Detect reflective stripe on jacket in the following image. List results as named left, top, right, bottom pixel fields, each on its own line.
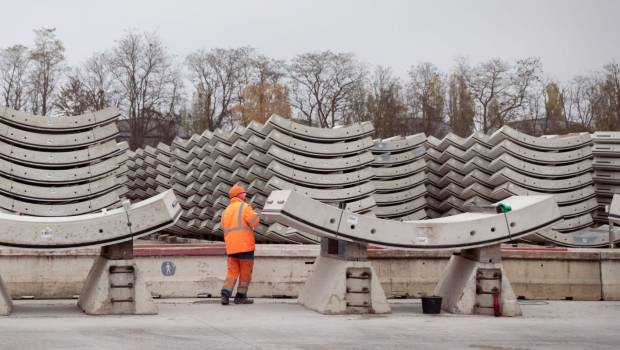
left=221, top=197, right=259, bottom=255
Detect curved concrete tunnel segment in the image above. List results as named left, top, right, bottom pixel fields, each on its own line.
left=262, top=190, right=562, bottom=250
left=0, top=190, right=180, bottom=249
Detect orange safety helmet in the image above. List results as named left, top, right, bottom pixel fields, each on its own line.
left=229, top=184, right=246, bottom=199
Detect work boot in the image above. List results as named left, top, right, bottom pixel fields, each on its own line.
left=221, top=292, right=230, bottom=305
left=234, top=293, right=254, bottom=304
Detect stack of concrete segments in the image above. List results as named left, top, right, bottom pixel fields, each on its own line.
left=234, top=116, right=377, bottom=243
left=0, top=107, right=129, bottom=217
left=545, top=131, right=620, bottom=246
left=486, top=129, right=596, bottom=236
left=425, top=126, right=599, bottom=242
left=165, top=129, right=221, bottom=239
left=262, top=189, right=562, bottom=249
left=123, top=116, right=620, bottom=247
left=591, top=132, right=620, bottom=222
left=127, top=116, right=380, bottom=244
left=371, top=133, right=428, bottom=221
left=125, top=143, right=171, bottom=202
left=425, top=131, right=493, bottom=217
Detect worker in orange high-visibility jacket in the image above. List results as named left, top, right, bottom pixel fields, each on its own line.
left=220, top=184, right=260, bottom=305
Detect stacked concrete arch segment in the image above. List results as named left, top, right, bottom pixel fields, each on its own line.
left=424, top=127, right=607, bottom=246
left=371, top=134, right=428, bottom=221
left=126, top=115, right=386, bottom=243
left=0, top=107, right=183, bottom=316
left=0, top=106, right=182, bottom=244
left=124, top=115, right=620, bottom=247
left=0, top=107, right=129, bottom=216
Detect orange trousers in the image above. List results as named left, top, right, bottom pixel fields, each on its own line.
left=221, top=257, right=254, bottom=297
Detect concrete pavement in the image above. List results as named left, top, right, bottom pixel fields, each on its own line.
left=0, top=299, right=618, bottom=349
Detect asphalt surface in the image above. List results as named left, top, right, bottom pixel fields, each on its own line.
left=0, top=299, right=618, bottom=350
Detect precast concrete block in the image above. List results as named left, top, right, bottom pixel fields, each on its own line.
left=487, top=139, right=592, bottom=165
left=425, top=133, right=470, bottom=152
left=373, top=146, right=426, bottom=166
left=373, top=197, right=426, bottom=218
left=0, top=190, right=121, bottom=217
left=266, top=144, right=375, bottom=172
left=0, top=120, right=118, bottom=149
left=433, top=245, right=521, bottom=316
left=0, top=190, right=180, bottom=249
left=263, top=190, right=561, bottom=249
left=487, top=126, right=591, bottom=151
left=0, top=155, right=123, bottom=185
left=267, top=161, right=374, bottom=188
left=488, top=154, right=592, bottom=178
left=0, top=273, right=12, bottom=316
left=78, top=256, right=157, bottom=315
left=372, top=184, right=426, bottom=205
left=503, top=251, right=602, bottom=300
left=552, top=213, right=594, bottom=232
left=267, top=129, right=374, bottom=157
left=0, top=106, right=120, bottom=131
left=372, top=158, right=426, bottom=179
left=489, top=168, right=593, bottom=192
left=0, top=139, right=123, bottom=168
left=601, top=251, right=620, bottom=300
left=298, top=255, right=390, bottom=314
left=492, top=183, right=596, bottom=205
left=266, top=114, right=374, bottom=142
left=267, top=176, right=375, bottom=203
left=593, top=157, right=620, bottom=170
left=372, top=172, right=426, bottom=192
left=372, top=133, right=426, bottom=153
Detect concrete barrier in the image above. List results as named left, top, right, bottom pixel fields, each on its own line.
left=1, top=244, right=618, bottom=301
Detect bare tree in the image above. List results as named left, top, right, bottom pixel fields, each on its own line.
left=81, top=52, right=118, bottom=111
left=288, top=51, right=367, bottom=128
left=234, top=54, right=290, bottom=125
left=365, top=66, right=407, bottom=138
left=108, top=31, right=184, bottom=148
left=185, top=47, right=255, bottom=133
left=407, top=62, right=445, bottom=136
left=447, top=72, right=474, bottom=137
left=463, top=57, right=542, bottom=132
left=343, top=77, right=369, bottom=126
left=596, top=62, right=620, bottom=130
left=28, top=27, right=65, bottom=116
left=55, top=52, right=120, bottom=116
left=0, top=44, right=30, bottom=110
left=563, top=75, right=599, bottom=131
left=54, top=72, right=90, bottom=116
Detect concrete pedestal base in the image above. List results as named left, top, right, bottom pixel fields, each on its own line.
left=298, top=239, right=390, bottom=314
left=433, top=244, right=521, bottom=316
left=0, top=274, right=12, bottom=316
left=78, top=241, right=157, bottom=315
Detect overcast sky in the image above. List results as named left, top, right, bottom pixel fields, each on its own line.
left=1, top=0, right=618, bottom=82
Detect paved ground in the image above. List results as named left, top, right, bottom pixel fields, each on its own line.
left=0, top=299, right=618, bottom=350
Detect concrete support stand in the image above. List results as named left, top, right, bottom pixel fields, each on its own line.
left=0, top=273, right=12, bottom=316
left=433, top=244, right=521, bottom=316
left=298, top=238, right=390, bottom=314
left=78, top=240, right=157, bottom=315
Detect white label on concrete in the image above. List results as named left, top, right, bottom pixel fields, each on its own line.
left=415, top=235, right=429, bottom=244
left=347, top=216, right=359, bottom=226
left=40, top=227, right=53, bottom=239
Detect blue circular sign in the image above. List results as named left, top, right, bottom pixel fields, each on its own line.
left=161, top=261, right=176, bottom=276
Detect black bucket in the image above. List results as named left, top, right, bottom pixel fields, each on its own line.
left=421, top=296, right=442, bottom=314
